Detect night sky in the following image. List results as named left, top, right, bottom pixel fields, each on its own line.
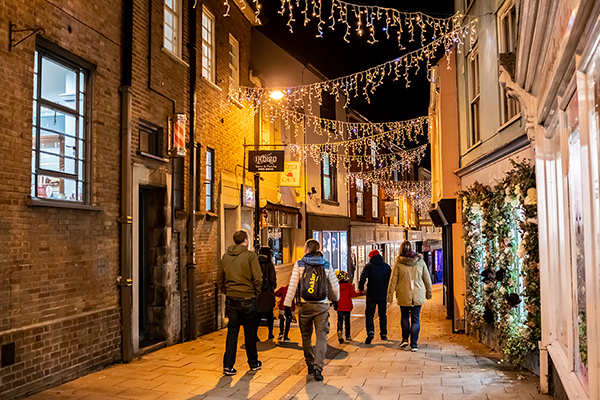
left=256, top=0, right=455, bottom=170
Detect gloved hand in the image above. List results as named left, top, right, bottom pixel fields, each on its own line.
left=284, top=306, right=292, bottom=320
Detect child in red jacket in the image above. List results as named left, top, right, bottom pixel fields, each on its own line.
left=335, top=270, right=363, bottom=343
left=275, top=284, right=294, bottom=342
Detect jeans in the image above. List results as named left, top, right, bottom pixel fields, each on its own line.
left=255, top=311, right=274, bottom=339
left=400, top=305, right=422, bottom=348
left=223, top=297, right=259, bottom=369
left=365, top=299, right=387, bottom=336
left=298, top=303, right=330, bottom=372
left=337, top=311, right=351, bottom=337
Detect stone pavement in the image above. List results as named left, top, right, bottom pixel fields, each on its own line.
left=24, top=284, right=550, bottom=400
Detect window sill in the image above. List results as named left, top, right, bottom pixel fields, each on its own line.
left=161, top=47, right=189, bottom=68
left=228, top=95, right=245, bottom=109
left=197, top=210, right=219, bottom=221
left=200, top=76, right=222, bottom=92
left=465, top=140, right=482, bottom=153
left=138, top=151, right=169, bottom=163
left=321, top=199, right=339, bottom=206
left=27, top=197, right=103, bottom=211
left=497, top=114, right=521, bottom=132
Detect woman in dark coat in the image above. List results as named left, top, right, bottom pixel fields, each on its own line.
left=255, top=247, right=277, bottom=340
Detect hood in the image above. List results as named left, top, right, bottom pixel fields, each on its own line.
left=397, top=254, right=422, bottom=266
left=302, top=254, right=327, bottom=265
left=227, top=244, right=249, bottom=256
left=258, top=254, right=270, bottom=263
left=370, top=254, right=385, bottom=265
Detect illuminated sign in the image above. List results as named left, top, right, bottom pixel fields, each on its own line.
left=280, top=161, right=301, bottom=186
left=248, top=150, right=285, bottom=172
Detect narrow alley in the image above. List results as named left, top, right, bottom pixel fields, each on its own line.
left=24, top=285, right=548, bottom=400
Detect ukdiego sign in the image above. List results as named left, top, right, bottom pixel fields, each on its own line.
left=248, top=150, right=285, bottom=172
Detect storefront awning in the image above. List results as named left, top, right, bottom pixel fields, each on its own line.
left=262, top=200, right=301, bottom=214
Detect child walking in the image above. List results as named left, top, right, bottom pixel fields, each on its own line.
left=275, top=284, right=294, bottom=342
left=335, top=270, right=363, bottom=343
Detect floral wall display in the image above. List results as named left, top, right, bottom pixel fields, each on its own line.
left=458, top=160, right=539, bottom=363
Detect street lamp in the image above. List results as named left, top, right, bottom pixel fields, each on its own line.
left=269, top=90, right=285, bottom=101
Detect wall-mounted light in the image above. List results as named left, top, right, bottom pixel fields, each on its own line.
left=269, top=90, right=285, bottom=101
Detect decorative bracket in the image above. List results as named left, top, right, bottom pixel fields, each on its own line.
left=9, top=21, right=45, bottom=52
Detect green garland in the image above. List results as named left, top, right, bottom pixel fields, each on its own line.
left=459, top=159, right=540, bottom=363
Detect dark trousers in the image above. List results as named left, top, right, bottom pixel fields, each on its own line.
left=255, top=311, right=274, bottom=339
left=298, top=303, right=330, bottom=371
left=365, top=299, right=387, bottom=336
left=400, top=305, right=422, bottom=348
left=337, top=311, right=351, bottom=337
left=279, top=313, right=291, bottom=338
left=223, top=297, right=259, bottom=369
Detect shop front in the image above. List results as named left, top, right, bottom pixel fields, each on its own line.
left=261, top=201, right=301, bottom=266
left=307, top=213, right=350, bottom=276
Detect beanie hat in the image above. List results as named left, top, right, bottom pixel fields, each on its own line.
left=368, top=249, right=380, bottom=259
left=335, top=270, right=348, bottom=282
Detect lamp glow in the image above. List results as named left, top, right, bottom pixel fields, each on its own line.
left=269, top=90, right=285, bottom=101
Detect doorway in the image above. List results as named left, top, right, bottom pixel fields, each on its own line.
left=139, top=186, right=168, bottom=349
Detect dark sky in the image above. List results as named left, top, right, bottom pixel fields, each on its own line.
left=256, top=0, right=455, bottom=169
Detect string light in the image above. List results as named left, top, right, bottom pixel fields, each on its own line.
left=229, top=22, right=475, bottom=112
left=279, top=0, right=464, bottom=47
left=223, top=0, right=262, bottom=23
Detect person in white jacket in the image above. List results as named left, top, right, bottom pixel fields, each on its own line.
left=284, top=239, right=339, bottom=381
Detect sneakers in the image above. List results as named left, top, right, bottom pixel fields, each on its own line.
left=337, top=331, right=344, bottom=344
left=381, top=335, right=388, bottom=340
left=411, top=347, right=418, bottom=352
left=278, top=334, right=284, bottom=341
left=345, top=336, right=351, bottom=341
left=313, top=369, right=324, bottom=381
left=365, top=333, right=374, bottom=344
left=283, top=337, right=291, bottom=343
left=400, top=341, right=409, bottom=348
left=250, top=361, right=262, bottom=371
left=223, top=367, right=237, bottom=376
left=307, top=364, right=315, bottom=374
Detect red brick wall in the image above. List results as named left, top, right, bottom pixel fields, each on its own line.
left=0, top=0, right=123, bottom=398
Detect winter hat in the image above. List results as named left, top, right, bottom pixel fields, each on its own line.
left=368, top=249, right=380, bottom=259
left=335, top=270, right=348, bottom=282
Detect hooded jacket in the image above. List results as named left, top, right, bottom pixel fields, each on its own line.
left=217, top=244, right=262, bottom=299
left=336, top=281, right=362, bottom=312
left=358, top=254, right=392, bottom=302
left=387, top=253, right=432, bottom=307
left=256, top=254, right=277, bottom=312
left=283, top=254, right=340, bottom=307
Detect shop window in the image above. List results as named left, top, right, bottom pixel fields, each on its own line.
left=139, top=120, right=163, bottom=157
left=173, top=157, right=184, bottom=210
left=31, top=44, right=91, bottom=203
left=201, top=9, right=215, bottom=83
left=205, top=148, right=214, bottom=212
left=372, top=183, right=379, bottom=218
left=356, top=178, right=364, bottom=216
left=321, top=153, right=337, bottom=202
left=468, top=46, right=480, bottom=146
left=164, top=0, right=182, bottom=57
left=498, top=1, right=520, bottom=123
left=228, top=34, right=239, bottom=88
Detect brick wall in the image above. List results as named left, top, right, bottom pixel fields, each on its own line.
left=0, top=0, right=123, bottom=398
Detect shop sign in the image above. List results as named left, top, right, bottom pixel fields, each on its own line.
left=384, top=201, right=397, bottom=218
left=408, top=230, right=423, bottom=241
left=248, top=150, right=285, bottom=172
left=241, top=184, right=255, bottom=207
left=169, top=114, right=187, bottom=157
left=280, top=161, right=301, bottom=186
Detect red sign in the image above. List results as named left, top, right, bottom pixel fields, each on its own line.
left=171, top=114, right=187, bottom=157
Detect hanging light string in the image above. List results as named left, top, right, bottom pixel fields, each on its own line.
left=223, top=0, right=262, bottom=22
left=229, top=22, right=475, bottom=112
left=279, top=0, right=465, bottom=46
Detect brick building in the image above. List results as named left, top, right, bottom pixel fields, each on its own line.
left=0, top=0, right=259, bottom=398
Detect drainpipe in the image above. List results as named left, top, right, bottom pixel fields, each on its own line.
left=187, top=0, right=198, bottom=340
left=119, top=0, right=134, bottom=362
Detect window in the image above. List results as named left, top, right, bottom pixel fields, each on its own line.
left=372, top=184, right=379, bottom=218
left=468, top=46, right=480, bottom=146
left=320, top=92, right=336, bottom=120
left=173, top=157, right=184, bottom=210
left=201, top=9, right=215, bottom=83
left=356, top=178, right=364, bottom=216
left=164, top=0, right=182, bottom=57
left=321, top=153, right=337, bottom=202
left=498, top=1, right=521, bottom=123
left=205, top=148, right=215, bottom=212
left=370, top=141, right=377, bottom=165
left=228, top=34, right=239, bottom=88
left=195, top=144, right=201, bottom=211
left=139, top=120, right=163, bottom=157
left=32, top=46, right=90, bottom=203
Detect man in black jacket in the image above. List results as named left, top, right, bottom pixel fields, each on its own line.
left=359, top=249, right=392, bottom=344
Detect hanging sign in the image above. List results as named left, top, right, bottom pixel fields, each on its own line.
left=280, top=161, right=301, bottom=187
left=384, top=201, right=397, bottom=218
left=241, top=184, right=255, bottom=208
left=248, top=150, right=285, bottom=172
left=170, top=114, right=187, bottom=157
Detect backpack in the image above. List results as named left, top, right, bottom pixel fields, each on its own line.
left=299, top=262, right=328, bottom=301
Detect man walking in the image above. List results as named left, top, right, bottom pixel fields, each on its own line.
left=359, top=249, right=392, bottom=344
left=284, top=239, right=339, bottom=381
left=217, top=230, right=263, bottom=376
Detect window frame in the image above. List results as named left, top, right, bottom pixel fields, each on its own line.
left=497, top=1, right=521, bottom=124
left=32, top=41, right=93, bottom=205
left=228, top=34, right=239, bottom=88
left=205, top=147, right=215, bottom=212
left=320, top=92, right=336, bottom=121
left=173, top=156, right=184, bottom=210
left=372, top=183, right=379, bottom=218
left=321, top=153, right=338, bottom=202
left=356, top=178, right=364, bottom=216
left=195, top=142, right=202, bottom=212
left=164, top=0, right=183, bottom=58
left=201, top=9, right=216, bottom=83
left=138, top=119, right=163, bottom=158
left=468, top=45, right=481, bottom=147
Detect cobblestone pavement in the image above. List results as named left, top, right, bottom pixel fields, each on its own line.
left=25, top=284, right=550, bottom=400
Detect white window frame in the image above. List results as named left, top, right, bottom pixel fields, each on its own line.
left=164, top=0, right=182, bottom=57
left=497, top=1, right=520, bottom=124
left=356, top=178, right=364, bottom=216
left=202, top=9, right=216, bottom=83
left=228, top=34, right=239, bottom=88
left=372, top=183, right=379, bottom=218
left=206, top=147, right=215, bottom=212
left=468, top=45, right=481, bottom=147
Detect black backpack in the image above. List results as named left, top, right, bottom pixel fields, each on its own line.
left=299, top=262, right=328, bottom=301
